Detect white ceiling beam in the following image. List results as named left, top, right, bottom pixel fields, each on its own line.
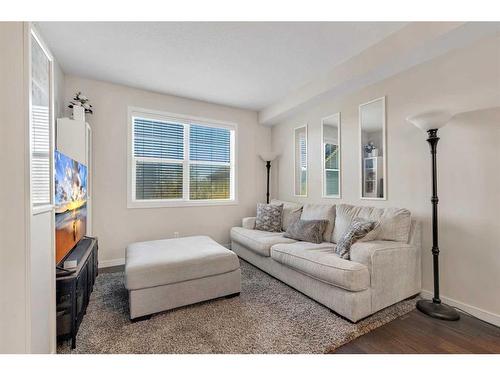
left=259, top=22, right=500, bottom=126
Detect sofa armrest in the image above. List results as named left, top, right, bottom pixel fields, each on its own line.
left=350, top=240, right=421, bottom=311
left=242, top=217, right=256, bottom=230
left=408, top=219, right=422, bottom=249
left=350, top=241, right=413, bottom=270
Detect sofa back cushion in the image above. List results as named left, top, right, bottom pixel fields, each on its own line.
left=300, top=203, right=336, bottom=242
left=332, top=204, right=411, bottom=243
left=270, top=199, right=303, bottom=231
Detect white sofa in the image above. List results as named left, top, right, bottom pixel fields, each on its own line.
left=230, top=200, right=421, bottom=322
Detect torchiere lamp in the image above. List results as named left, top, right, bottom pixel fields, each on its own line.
left=259, top=152, right=279, bottom=204
left=407, top=111, right=460, bottom=321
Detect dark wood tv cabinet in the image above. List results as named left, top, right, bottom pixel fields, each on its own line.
left=56, top=236, right=98, bottom=349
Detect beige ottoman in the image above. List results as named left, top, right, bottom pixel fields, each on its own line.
left=125, top=235, right=241, bottom=320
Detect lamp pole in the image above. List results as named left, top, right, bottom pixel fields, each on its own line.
left=427, top=129, right=441, bottom=304
left=416, top=128, right=459, bottom=321
left=265, top=161, right=271, bottom=204
left=259, top=153, right=278, bottom=204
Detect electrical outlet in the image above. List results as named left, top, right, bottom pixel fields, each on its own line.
left=173, top=232, right=179, bottom=238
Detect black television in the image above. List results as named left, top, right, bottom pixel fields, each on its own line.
left=54, top=150, right=88, bottom=265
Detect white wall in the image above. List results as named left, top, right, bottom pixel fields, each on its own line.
left=64, top=76, right=271, bottom=266
left=0, top=22, right=30, bottom=353
left=29, top=211, right=54, bottom=353
left=271, top=34, right=500, bottom=323
left=53, top=60, right=66, bottom=118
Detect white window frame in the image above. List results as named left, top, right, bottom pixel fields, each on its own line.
left=321, top=112, right=341, bottom=199
left=127, top=107, right=238, bottom=208
left=293, top=124, right=308, bottom=197
left=359, top=96, right=387, bottom=201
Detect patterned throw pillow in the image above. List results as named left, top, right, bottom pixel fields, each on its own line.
left=255, top=203, right=283, bottom=232
left=284, top=219, right=328, bottom=244
left=335, top=218, right=377, bottom=260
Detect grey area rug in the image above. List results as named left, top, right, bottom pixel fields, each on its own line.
left=58, top=260, right=417, bottom=354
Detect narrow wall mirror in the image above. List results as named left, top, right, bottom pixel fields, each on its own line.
left=294, top=125, right=307, bottom=196
left=321, top=113, right=341, bottom=198
left=359, top=97, right=386, bottom=199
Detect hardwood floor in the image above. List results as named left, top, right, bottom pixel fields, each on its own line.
left=331, top=309, right=500, bottom=354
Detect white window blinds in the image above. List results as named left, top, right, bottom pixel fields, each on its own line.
left=294, top=126, right=307, bottom=196
left=189, top=124, right=231, bottom=200
left=131, top=113, right=235, bottom=205
left=134, top=118, right=184, bottom=200
left=31, top=35, right=52, bottom=207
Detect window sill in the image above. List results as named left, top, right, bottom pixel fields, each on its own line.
left=127, top=199, right=239, bottom=209
left=322, top=194, right=342, bottom=199
left=360, top=196, right=387, bottom=201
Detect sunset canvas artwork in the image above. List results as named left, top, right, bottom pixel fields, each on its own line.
left=55, top=150, right=87, bottom=264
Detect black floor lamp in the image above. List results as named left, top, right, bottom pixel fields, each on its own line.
left=407, top=111, right=460, bottom=321
left=259, top=152, right=279, bottom=204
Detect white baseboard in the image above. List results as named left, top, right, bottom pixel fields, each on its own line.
left=99, top=258, right=125, bottom=269
left=420, top=289, right=500, bottom=327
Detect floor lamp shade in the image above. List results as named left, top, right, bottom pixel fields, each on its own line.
left=259, top=152, right=279, bottom=204
left=259, top=152, right=279, bottom=162
left=407, top=111, right=452, bottom=132
left=407, top=111, right=459, bottom=321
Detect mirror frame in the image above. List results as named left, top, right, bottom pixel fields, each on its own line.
left=293, top=124, right=308, bottom=197
left=321, top=112, right=341, bottom=199
left=358, top=96, right=387, bottom=200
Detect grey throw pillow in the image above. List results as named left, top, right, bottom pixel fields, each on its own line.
left=284, top=219, right=328, bottom=244
left=255, top=203, right=283, bottom=232
left=335, top=218, right=377, bottom=260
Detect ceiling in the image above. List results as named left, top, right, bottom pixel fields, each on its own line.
left=37, top=22, right=406, bottom=111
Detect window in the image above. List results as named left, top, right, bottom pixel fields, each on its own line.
left=322, top=113, right=341, bottom=198
left=360, top=97, right=386, bottom=200
left=31, top=30, right=53, bottom=209
left=129, top=109, right=236, bottom=207
left=294, top=125, right=307, bottom=196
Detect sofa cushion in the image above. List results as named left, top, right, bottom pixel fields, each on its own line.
left=271, top=199, right=303, bottom=231
left=300, top=203, right=336, bottom=242
left=332, top=204, right=411, bottom=243
left=270, top=242, right=370, bottom=292
left=255, top=203, right=283, bottom=232
left=125, top=236, right=240, bottom=291
left=230, top=227, right=296, bottom=257
left=271, top=241, right=335, bottom=252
